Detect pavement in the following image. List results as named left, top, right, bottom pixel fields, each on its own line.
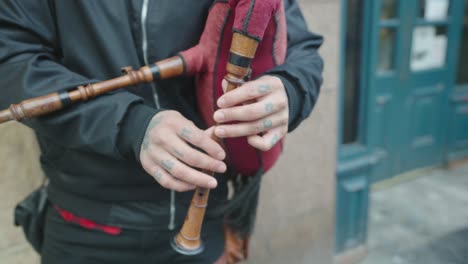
left=361, top=163, right=468, bottom=264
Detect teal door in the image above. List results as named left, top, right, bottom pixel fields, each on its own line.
left=336, top=0, right=468, bottom=255
left=367, top=0, right=461, bottom=182
left=448, top=0, right=468, bottom=160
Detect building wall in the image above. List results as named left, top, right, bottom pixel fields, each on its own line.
left=247, top=0, right=340, bottom=263
left=0, top=0, right=340, bottom=263
left=0, top=123, right=43, bottom=263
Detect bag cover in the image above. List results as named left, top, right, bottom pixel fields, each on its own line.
left=180, top=0, right=287, bottom=176
left=14, top=185, right=48, bottom=253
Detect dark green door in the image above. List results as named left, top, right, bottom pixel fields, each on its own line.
left=367, top=0, right=460, bottom=182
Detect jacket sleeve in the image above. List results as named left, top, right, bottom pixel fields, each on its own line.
left=0, top=0, right=157, bottom=161
left=265, top=0, right=324, bottom=132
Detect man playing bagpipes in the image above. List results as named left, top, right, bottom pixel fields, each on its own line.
left=0, top=0, right=323, bottom=263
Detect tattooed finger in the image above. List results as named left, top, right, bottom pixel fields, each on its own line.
left=213, top=96, right=283, bottom=123
left=174, top=123, right=225, bottom=161
left=163, top=134, right=226, bottom=173
left=217, top=81, right=275, bottom=108
left=215, top=110, right=288, bottom=138
left=152, top=151, right=218, bottom=189
left=247, top=127, right=287, bottom=151
left=153, top=166, right=195, bottom=192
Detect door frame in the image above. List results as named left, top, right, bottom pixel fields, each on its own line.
left=446, top=0, right=468, bottom=161
left=336, top=0, right=468, bottom=256
left=365, top=0, right=463, bottom=181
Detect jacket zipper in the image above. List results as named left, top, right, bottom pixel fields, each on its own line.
left=168, top=190, right=176, bottom=230
left=141, top=0, right=160, bottom=108
left=141, top=0, right=176, bottom=231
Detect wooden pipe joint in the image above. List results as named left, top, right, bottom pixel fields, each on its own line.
left=179, top=233, right=201, bottom=241
left=224, top=74, right=245, bottom=86
left=128, top=70, right=146, bottom=85
left=122, top=66, right=147, bottom=85
left=9, top=104, right=25, bottom=121
left=226, top=62, right=250, bottom=78
left=192, top=202, right=208, bottom=208
left=78, top=84, right=97, bottom=101
left=121, top=66, right=133, bottom=75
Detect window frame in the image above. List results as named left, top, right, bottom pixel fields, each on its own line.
left=338, top=0, right=374, bottom=159
left=454, top=0, right=468, bottom=87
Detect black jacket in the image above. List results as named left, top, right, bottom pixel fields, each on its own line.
left=0, top=0, right=323, bottom=221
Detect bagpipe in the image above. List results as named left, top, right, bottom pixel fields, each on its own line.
left=0, top=0, right=287, bottom=259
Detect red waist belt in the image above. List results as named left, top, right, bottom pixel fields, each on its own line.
left=54, top=205, right=122, bottom=236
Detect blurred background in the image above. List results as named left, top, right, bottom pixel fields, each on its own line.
left=336, top=0, right=468, bottom=263
left=0, top=0, right=467, bottom=263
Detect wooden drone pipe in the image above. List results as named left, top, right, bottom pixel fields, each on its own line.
left=171, top=32, right=259, bottom=255
left=0, top=56, right=184, bottom=124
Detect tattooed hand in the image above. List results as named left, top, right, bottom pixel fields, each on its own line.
left=213, top=76, right=289, bottom=151
left=140, top=111, right=226, bottom=192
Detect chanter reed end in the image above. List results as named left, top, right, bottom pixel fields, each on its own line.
left=170, top=187, right=209, bottom=255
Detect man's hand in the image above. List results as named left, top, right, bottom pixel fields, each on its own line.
left=213, top=76, right=289, bottom=151
left=140, top=110, right=226, bottom=192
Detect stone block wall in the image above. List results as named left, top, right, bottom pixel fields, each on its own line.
left=247, top=0, right=339, bottom=263
left=0, top=123, right=42, bottom=263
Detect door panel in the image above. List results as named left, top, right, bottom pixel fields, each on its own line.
left=452, top=104, right=468, bottom=148
left=371, top=95, right=393, bottom=182
left=400, top=0, right=455, bottom=172
left=401, top=86, right=444, bottom=171
left=336, top=171, right=369, bottom=252
left=367, top=0, right=457, bottom=182
left=367, top=0, right=404, bottom=181
left=448, top=0, right=468, bottom=160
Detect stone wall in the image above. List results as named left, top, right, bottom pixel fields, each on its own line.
left=247, top=0, right=339, bottom=263
left=0, top=123, right=43, bottom=263
left=0, top=0, right=340, bottom=263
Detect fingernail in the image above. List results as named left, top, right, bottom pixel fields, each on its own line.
left=217, top=151, right=226, bottom=160
left=217, top=98, right=226, bottom=107
left=214, top=111, right=225, bottom=122
left=217, top=163, right=227, bottom=172
left=208, top=179, right=217, bottom=188
left=216, top=128, right=226, bottom=137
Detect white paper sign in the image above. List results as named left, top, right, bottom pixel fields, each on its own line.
left=411, top=27, right=435, bottom=71
left=410, top=26, right=447, bottom=71
left=425, top=0, right=449, bottom=21
left=431, top=35, right=447, bottom=68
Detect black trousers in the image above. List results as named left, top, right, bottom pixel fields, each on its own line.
left=41, top=205, right=224, bottom=264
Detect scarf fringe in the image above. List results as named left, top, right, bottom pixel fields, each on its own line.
left=214, top=169, right=263, bottom=238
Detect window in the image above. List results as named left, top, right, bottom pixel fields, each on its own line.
left=456, top=0, right=468, bottom=85
left=342, top=0, right=364, bottom=144
left=378, top=0, right=399, bottom=72
left=411, top=25, right=448, bottom=71
left=419, top=0, right=450, bottom=21
left=381, top=0, right=398, bottom=20
left=378, top=28, right=396, bottom=72
left=411, top=0, right=450, bottom=71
